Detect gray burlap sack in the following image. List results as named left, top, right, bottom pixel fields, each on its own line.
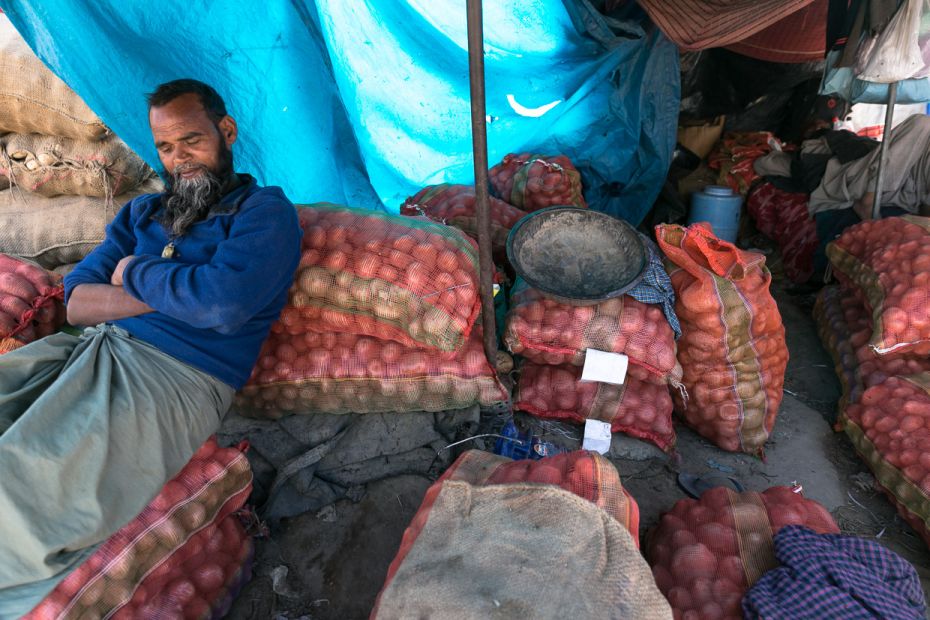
left=0, top=16, right=108, bottom=140
left=0, top=133, right=153, bottom=198
left=373, top=481, right=673, bottom=620
left=0, top=177, right=162, bottom=269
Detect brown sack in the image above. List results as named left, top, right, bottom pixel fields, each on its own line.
left=0, top=16, right=108, bottom=140
left=1, top=133, right=153, bottom=198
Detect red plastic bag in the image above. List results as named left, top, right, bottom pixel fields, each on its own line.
left=827, top=215, right=930, bottom=356
left=489, top=153, right=587, bottom=212
left=401, top=184, right=528, bottom=256
left=237, top=325, right=507, bottom=418
left=514, top=362, right=675, bottom=451
left=27, top=437, right=253, bottom=620
left=647, top=486, right=839, bottom=620
left=294, top=203, right=481, bottom=352
left=503, top=282, right=682, bottom=387
left=657, top=223, right=788, bottom=455
left=844, top=374, right=930, bottom=547
left=0, top=253, right=65, bottom=352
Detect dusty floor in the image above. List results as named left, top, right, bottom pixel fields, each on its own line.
left=226, top=277, right=930, bottom=619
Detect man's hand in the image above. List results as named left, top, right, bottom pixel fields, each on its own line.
left=111, top=255, right=136, bottom=287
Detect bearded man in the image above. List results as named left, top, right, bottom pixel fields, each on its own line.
left=0, top=79, right=301, bottom=605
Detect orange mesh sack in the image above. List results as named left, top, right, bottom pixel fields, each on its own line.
left=514, top=362, right=676, bottom=451
left=647, top=486, right=839, bottom=620
left=844, top=374, right=930, bottom=547
left=0, top=253, right=65, bottom=352
left=401, top=184, right=529, bottom=256
left=235, top=326, right=507, bottom=418
left=379, top=450, right=640, bottom=591
left=656, top=223, right=788, bottom=455
left=294, top=203, right=481, bottom=352
left=503, top=281, right=683, bottom=387
left=815, top=286, right=930, bottom=414
left=827, top=215, right=930, bottom=356
left=489, top=153, right=588, bottom=211
left=26, top=437, right=253, bottom=620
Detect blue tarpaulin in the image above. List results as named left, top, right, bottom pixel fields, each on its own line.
left=0, top=1, right=678, bottom=224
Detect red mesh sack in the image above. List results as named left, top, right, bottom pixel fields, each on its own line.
left=514, top=362, right=676, bottom=451
left=0, top=253, right=65, bottom=352
left=400, top=184, right=528, bottom=256
left=26, top=437, right=253, bottom=620
left=746, top=182, right=818, bottom=283
left=294, top=203, right=481, bottom=352
left=647, top=486, right=839, bottom=620
left=656, top=223, right=788, bottom=456
left=827, top=215, right=930, bottom=356
left=503, top=282, right=683, bottom=387
left=844, top=374, right=930, bottom=547
left=236, top=326, right=507, bottom=418
left=488, top=153, right=587, bottom=212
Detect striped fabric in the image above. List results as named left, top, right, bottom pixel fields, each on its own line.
left=726, top=0, right=829, bottom=63
left=637, top=0, right=817, bottom=52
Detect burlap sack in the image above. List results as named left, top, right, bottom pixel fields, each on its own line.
left=1, top=133, right=153, bottom=197
left=0, top=177, right=162, bottom=269
left=0, top=16, right=108, bottom=140
left=373, top=481, right=672, bottom=620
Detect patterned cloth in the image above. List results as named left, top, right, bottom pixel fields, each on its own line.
left=743, top=525, right=926, bottom=620
left=631, top=234, right=681, bottom=339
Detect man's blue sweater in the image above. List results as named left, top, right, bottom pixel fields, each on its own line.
left=63, top=175, right=302, bottom=389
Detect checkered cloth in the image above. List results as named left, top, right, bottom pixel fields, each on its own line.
left=743, top=525, right=926, bottom=620
left=630, top=234, right=681, bottom=339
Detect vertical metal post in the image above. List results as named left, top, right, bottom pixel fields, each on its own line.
left=466, top=0, right=499, bottom=366
left=871, top=81, right=898, bottom=220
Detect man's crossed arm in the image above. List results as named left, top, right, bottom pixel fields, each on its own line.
left=66, top=255, right=153, bottom=326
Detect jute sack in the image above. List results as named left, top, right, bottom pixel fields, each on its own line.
left=1, top=133, right=153, bottom=198
left=0, top=15, right=108, bottom=140
left=372, top=481, right=672, bottom=620
left=0, top=177, right=162, bottom=269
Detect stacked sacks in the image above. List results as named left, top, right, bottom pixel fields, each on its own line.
left=0, top=254, right=66, bottom=353
left=746, top=182, right=818, bottom=283
left=235, top=203, right=507, bottom=418
left=0, top=15, right=159, bottom=271
left=489, top=153, right=587, bottom=212
left=827, top=216, right=930, bottom=355
left=656, top=223, right=788, bottom=456
left=814, top=286, right=930, bottom=415
left=646, top=486, right=840, bottom=620
left=27, top=437, right=254, bottom=619
left=372, top=450, right=673, bottom=619
left=504, top=280, right=680, bottom=451
left=401, top=184, right=528, bottom=259
left=843, top=375, right=930, bottom=547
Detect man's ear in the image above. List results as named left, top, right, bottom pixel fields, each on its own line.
left=218, top=115, right=238, bottom=148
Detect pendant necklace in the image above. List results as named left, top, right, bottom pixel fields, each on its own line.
left=162, top=237, right=179, bottom=259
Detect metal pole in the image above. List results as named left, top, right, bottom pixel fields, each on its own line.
left=871, top=81, right=898, bottom=220
left=465, top=0, right=498, bottom=366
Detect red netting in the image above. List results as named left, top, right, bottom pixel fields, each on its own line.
left=488, top=153, right=587, bottom=212
left=236, top=325, right=507, bottom=418
left=514, top=362, right=675, bottom=451
left=401, top=184, right=528, bottom=258
left=294, top=203, right=481, bottom=352
left=647, top=486, right=839, bottom=620
left=656, top=223, right=788, bottom=456
left=26, top=437, right=253, bottom=620
left=844, top=375, right=930, bottom=546
left=827, top=215, right=930, bottom=356
left=375, top=449, right=640, bottom=610
left=503, top=282, right=682, bottom=386
left=0, top=253, right=65, bottom=349
left=746, top=182, right=818, bottom=283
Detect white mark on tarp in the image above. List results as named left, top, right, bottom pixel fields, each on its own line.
left=506, top=94, right=561, bottom=118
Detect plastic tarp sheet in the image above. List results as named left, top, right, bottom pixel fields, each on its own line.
left=0, top=1, right=678, bottom=225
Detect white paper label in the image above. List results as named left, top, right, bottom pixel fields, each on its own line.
left=582, top=419, right=612, bottom=455
left=580, top=349, right=629, bottom=385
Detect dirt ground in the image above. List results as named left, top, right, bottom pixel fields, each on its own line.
left=226, top=271, right=930, bottom=619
